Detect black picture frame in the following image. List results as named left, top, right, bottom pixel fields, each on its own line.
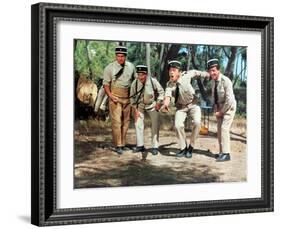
left=31, top=2, right=274, bottom=226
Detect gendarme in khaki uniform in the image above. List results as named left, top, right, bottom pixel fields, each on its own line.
left=207, top=58, right=237, bottom=162
left=130, top=65, right=164, bottom=155
left=164, top=60, right=209, bottom=158
left=212, top=74, right=236, bottom=153
left=103, top=46, right=136, bottom=153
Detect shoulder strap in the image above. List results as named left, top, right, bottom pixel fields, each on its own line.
left=150, top=77, right=155, bottom=91
left=150, top=77, right=159, bottom=102
left=114, top=66, right=124, bottom=80
left=131, top=69, right=135, bottom=82
left=135, top=83, right=145, bottom=109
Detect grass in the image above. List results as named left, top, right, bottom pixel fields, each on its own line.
left=75, top=108, right=247, bottom=138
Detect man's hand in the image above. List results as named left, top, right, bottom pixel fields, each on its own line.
left=104, top=84, right=118, bottom=103
left=160, top=97, right=171, bottom=113
left=134, top=109, right=140, bottom=122
left=203, top=71, right=210, bottom=79
left=214, top=104, right=218, bottom=112
left=215, top=111, right=223, bottom=118
left=109, top=94, right=118, bottom=103
left=155, top=102, right=161, bottom=111
left=163, top=97, right=170, bottom=107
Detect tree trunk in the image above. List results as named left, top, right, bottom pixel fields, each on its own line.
left=86, top=41, right=93, bottom=80
left=139, top=43, right=144, bottom=63
left=224, top=47, right=238, bottom=81
left=160, top=44, right=181, bottom=87
left=190, top=45, right=209, bottom=104
left=159, top=45, right=168, bottom=80
left=106, top=42, right=109, bottom=55
left=184, top=46, right=192, bottom=71
left=146, top=43, right=151, bottom=76
left=158, top=44, right=165, bottom=79
left=233, top=54, right=240, bottom=88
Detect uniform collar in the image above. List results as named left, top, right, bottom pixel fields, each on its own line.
left=167, top=73, right=182, bottom=87
left=215, top=73, right=222, bottom=82
left=176, top=73, right=185, bottom=85
left=137, top=78, right=145, bottom=85
left=114, top=60, right=127, bottom=67
left=137, top=76, right=150, bottom=85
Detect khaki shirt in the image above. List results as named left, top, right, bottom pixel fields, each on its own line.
left=165, top=70, right=209, bottom=108
left=212, top=73, right=236, bottom=114
left=130, top=76, right=164, bottom=111
left=102, top=61, right=136, bottom=89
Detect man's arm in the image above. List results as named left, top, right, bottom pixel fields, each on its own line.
left=220, top=79, right=235, bottom=114
left=103, top=65, right=118, bottom=103
left=186, top=70, right=210, bottom=79
left=129, top=79, right=137, bottom=109
left=129, top=79, right=140, bottom=121
left=161, top=83, right=173, bottom=111
left=103, top=85, right=118, bottom=103
left=154, top=79, right=165, bottom=102
left=153, top=79, right=165, bottom=111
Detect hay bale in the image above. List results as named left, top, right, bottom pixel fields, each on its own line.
left=76, top=76, right=98, bottom=107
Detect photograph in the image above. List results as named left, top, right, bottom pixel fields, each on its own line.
left=74, top=40, right=247, bottom=188
left=31, top=2, right=273, bottom=226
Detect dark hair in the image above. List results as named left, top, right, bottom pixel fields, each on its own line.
left=115, top=53, right=127, bottom=57
left=208, top=64, right=220, bottom=70
left=207, top=59, right=221, bottom=70
left=168, top=66, right=182, bottom=71
left=214, top=64, right=220, bottom=70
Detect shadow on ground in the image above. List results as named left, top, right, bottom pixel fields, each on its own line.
left=204, top=131, right=247, bottom=144
left=75, top=159, right=220, bottom=188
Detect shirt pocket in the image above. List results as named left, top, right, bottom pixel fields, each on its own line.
left=182, top=84, right=194, bottom=97
left=143, top=87, right=154, bottom=104
left=123, top=69, right=132, bottom=79
left=218, top=86, right=225, bottom=99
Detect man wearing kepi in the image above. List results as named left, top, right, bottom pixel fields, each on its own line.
left=130, top=65, right=164, bottom=155
left=103, top=46, right=136, bottom=155
left=162, top=60, right=209, bottom=158
left=207, top=59, right=237, bottom=162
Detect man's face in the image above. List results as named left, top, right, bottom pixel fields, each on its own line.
left=137, top=72, right=147, bottom=84
left=116, top=54, right=126, bottom=65
left=169, top=67, right=180, bottom=82
left=208, top=66, right=220, bottom=80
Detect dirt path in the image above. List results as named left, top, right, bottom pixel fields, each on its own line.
left=74, top=123, right=247, bottom=188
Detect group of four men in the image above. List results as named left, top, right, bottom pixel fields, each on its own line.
left=102, top=46, right=237, bottom=162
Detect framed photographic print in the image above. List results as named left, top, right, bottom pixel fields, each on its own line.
left=31, top=2, right=274, bottom=226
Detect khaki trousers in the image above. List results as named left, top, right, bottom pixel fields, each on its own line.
left=175, top=104, right=201, bottom=150
left=216, top=103, right=236, bottom=153
left=135, top=109, right=159, bottom=148
left=109, top=87, right=131, bottom=147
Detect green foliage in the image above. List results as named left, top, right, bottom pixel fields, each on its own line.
left=74, top=40, right=247, bottom=107
left=88, top=41, right=117, bottom=84
left=74, top=40, right=117, bottom=86
left=237, top=101, right=247, bottom=115
left=127, top=42, right=146, bottom=65
left=74, top=40, right=90, bottom=76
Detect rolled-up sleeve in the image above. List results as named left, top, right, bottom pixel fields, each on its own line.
left=102, top=65, right=112, bottom=86
left=130, top=79, right=137, bottom=109
left=154, top=79, right=165, bottom=102
left=186, top=70, right=209, bottom=79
